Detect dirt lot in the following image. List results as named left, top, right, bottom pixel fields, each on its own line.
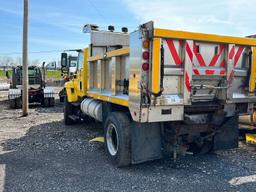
left=0, top=90, right=256, bottom=192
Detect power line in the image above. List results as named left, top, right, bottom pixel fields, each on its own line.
left=87, top=0, right=108, bottom=23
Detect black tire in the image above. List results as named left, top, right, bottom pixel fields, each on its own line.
left=49, top=97, right=55, bottom=107
left=104, top=112, right=131, bottom=167
left=43, top=98, right=49, bottom=107
left=15, top=98, right=22, bottom=108
left=9, top=99, right=16, bottom=109
left=64, top=97, right=74, bottom=125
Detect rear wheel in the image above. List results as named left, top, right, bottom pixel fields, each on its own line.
left=64, top=97, right=74, bottom=125
left=104, top=112, right=131, bottom=167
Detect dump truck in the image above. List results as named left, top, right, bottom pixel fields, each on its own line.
left=8, top=65, right=55, bottom=108
left=63, top=21, right=256, bottom=167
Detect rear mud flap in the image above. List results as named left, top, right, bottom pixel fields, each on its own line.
left=131, top=122, right=162, bottom=164
left=214, top=114, right=239, bottom=150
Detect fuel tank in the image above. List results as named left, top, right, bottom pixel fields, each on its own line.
left=80, top=98, right=102, bottom=122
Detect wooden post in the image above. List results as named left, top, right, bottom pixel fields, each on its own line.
left=22, top=0, right=29, bottom=116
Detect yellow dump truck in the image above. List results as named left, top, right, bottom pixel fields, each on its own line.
left=62, top=21, right=256, bottom=167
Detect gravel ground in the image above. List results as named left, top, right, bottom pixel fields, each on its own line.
left=0, top=91, right=256, bottom=192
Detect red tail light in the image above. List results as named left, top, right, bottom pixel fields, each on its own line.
left=142, top=63, right=149, bottom=71
left=142, top=51, right=149, bottom=60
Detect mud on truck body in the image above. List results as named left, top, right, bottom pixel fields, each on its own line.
left=63, top=21, right=256, bottom=167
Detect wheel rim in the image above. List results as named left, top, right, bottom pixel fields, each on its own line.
left=106, top=123, right=119, bottom=156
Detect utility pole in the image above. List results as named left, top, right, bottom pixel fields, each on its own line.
left=22, top=0, right=29, bottom=116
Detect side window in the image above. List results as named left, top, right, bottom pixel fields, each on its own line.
left=78, top=52, right=84, bottom=70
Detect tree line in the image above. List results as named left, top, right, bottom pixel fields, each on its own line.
left=0, top=56, right=41, bottom=68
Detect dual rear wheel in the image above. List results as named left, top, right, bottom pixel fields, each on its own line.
left=104, top=112, right=131, bottom=167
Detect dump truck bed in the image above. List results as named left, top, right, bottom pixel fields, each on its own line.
left=85, top=22, right=256, bottom=123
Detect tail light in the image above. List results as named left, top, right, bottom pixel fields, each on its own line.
left=142, top=63, right=149, bottom=71
left=143, top=40, right=150, bottom=49
left=142, top=51, right=149, bottom=60
left=142, top=39, right=150, bottom=72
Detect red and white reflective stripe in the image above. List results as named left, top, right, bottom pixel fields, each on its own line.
left=228, top=45, right=244, bottom=66
left=193, top=43, right=206, bottom=66
left=209, top=44, right=225, bottom=67
left=228, top=70, right=235, bottom=86
left=220, top=70, right=226, bottom=75
left=234, top=46, right=244, bottom=67
left=166, top=39, right=182, bottom=65
left=219, top=60, right=225, bottom=67
left=185, top=42, right=193, bottom=64
left=184, top=41, right=193, bottom=93
left=193, top=69, right=200, bottom=75
left=193, top=43, right=225, bottom=67
left=229, top=45, right=235, bottom=59
left=227, top=45, right=245, bottom=85
left=193, top=68, right=226, bottom=75
left=166, top=39, right=227, bottom=70
left=185, top=71, right=191, bottom=92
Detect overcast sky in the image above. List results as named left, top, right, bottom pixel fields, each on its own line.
left=0, top=0, right=255, bottom=63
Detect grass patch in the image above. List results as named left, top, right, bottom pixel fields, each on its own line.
left=0, top=69, right=12, bottom=79
left=0, top=69, right=61, bottom=80
left=0, top=70, right=5, bottom=78
left=46, top=70, right=62, bottom=80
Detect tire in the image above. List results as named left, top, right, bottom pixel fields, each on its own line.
left=15, top=98, right=22, bottom=108
left=104, top=112, right=131, bottom=167
left=64, top=97, right=74, bottom=125
left=49, top=97, right=55, bottom=107
left=9, top=99, right=16, bottom=109
left=43, top=98, right=49, bottom=107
